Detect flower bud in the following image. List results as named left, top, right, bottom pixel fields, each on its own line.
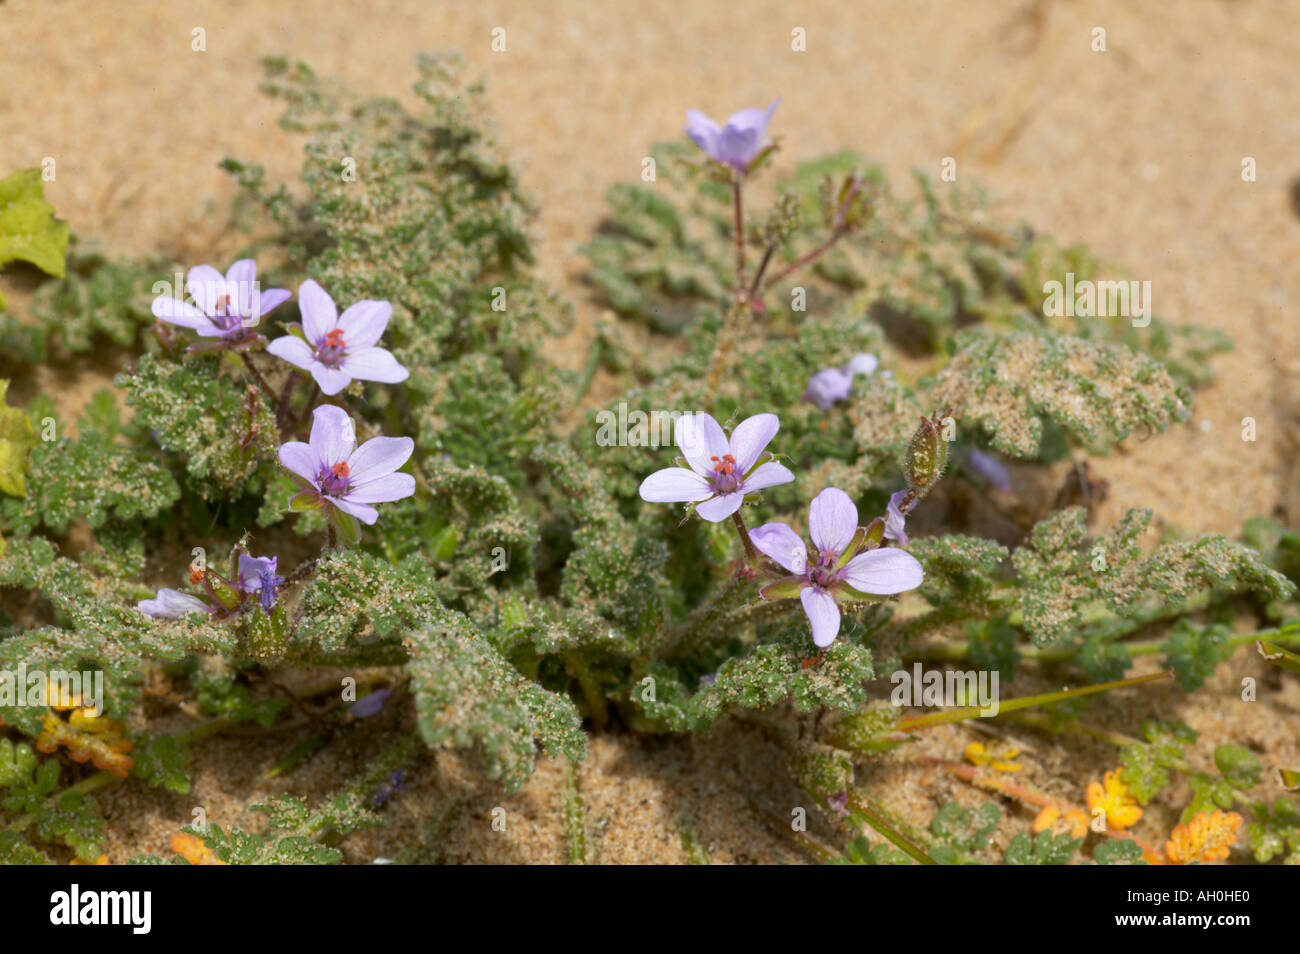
left=248, top=606, right=286, bottom=658
left=904, top=414, right=948, bottom=496
left=202, top=570, right=242, bottom=611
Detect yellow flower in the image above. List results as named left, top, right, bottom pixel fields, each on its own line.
left=1086, top=769, right=1142, bottom=830
left=35, top=712, right=135, bottom=779
left=1165, top=810, right=1243, bottom=864
left=70, top=854, right=108, bottom=865
left=1032, top=804, right=1089, bottom=838
left=170, top=832, right=227, bottom=866
left=965, top=740, right=1022, bottom=772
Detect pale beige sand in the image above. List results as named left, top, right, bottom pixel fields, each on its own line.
left=2, top=0, right=1298, bottom=863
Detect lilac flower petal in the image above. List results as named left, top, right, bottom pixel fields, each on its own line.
left=340, top=346, right=409, bottom=384
left=225, top=259, right=257, bottom=312
left=674, top=412, right=729, bottom=476
left=278, top=441, right=321, bottom=486
left=808, top=487, right=858, bottom=556
left=843, top=353, right=878, bottom=377
left=152, top=296, right=218, bottom=333
left=729, top=413, right=780, bottom=473
left=840, top=547, right=924, bottom=595
left=683, top=109, right=721, bottom=156
left=138, top=588, right=209, bottom=619
left=803, top=368, right=852, bottom=409
left=349, top=689, right=391, bottom=718
left=237, top=554, right=277, bottom=592
left=348, top=436, right=415, bottom=483
left=638, top=466, right=712, bottom=503
left=266, top=335, right=316, bottom=370
left=800, top=586, right=841, bottom=647
left=884, top=489, right=909, bottom=545
left=337, top=300, right=392, bottom=350
left=741, top=460, right=794, bottom=492
left=298, top=279, right=337, bottom=344
left=347, top=472, right=416, bottom=504
left=332, top=495, right=380, bottom=525
left=225, top=258, right=256, bottom=288
left=254, top=287, right=292, bottom=319
left=186, top=264, right=225, bottom=314
left=694, top=492, right=744, bottom=522
left=750, top=521, right=808, bottom=573
left=716, top=99, right=779, bottom=168
left=310, top=363, right=353, bottom=396
left=309, top=405, right=356, bottom=465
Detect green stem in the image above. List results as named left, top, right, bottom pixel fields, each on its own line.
left=731, top=510, right=759, bottom=566
left=896, top=669, right=1171, bottom=732
left=843, top=794, right=937, bottom=865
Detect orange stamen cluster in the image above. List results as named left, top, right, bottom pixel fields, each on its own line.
left=710, top=453, right=737, bottom=476
left=332, top=461, right=351, bottom=479
left=189, top=564, right=204, bottom=584
left=324, top=328, right=346, bottom=348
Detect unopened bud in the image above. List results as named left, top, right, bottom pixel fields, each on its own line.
left=904, top=414, right=948, bottom=496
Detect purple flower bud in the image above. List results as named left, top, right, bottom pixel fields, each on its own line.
left=968, top=448, right=1012, bottom=493
left=349, top=689, right=392, bottom=718
left=803, top=353, right=878, bottom=409
left=883, top=490, right=909, bottom=546
left=138, top=588, right=211, bottom=619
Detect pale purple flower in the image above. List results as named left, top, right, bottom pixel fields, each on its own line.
left=684, top=99, right=781, bottom=171
left=750, top=487, right=923, bottom=647
left=968, top=449, right=1011, bottom=493
left=883, top=490, right=909, bottom=546
left=278, top=405, right=415, bottom=525
left=350, top=689, right=392, bottom=718
left=137, top=588, right=211, bottom=619
left=638, top=412, right=794, bottom=522
left=827, top=791, right=850, bottom=820
left=151, top=259, right=290, bottom=339
left=803, top=353, right=878, bottom=409
left=266, top=280, right=409, bottom=396
left=237, top=554, right=283, bottom=610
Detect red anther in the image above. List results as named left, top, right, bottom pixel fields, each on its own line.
left=711, top=453, right=737, bottom=476
left=332, top=461, right=351, bottom=478
left=189, top=565, right=204, bottom=584
left=324, top=329, right=346, bottom=347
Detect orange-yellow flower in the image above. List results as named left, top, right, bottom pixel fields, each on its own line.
left=965, top=740, right=1022, bottom=772
left=1086, top=769, right=1142, bottom=830
left=1033, top=804, right=1089, bottom=838
left=35, top=712, right=134, bottom=779
left=70, top=854, right=108, bottom=865
left=170, top=833, right=227, bottom=866
left=1164, top=810, right=1243, bottom=864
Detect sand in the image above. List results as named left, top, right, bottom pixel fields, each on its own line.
left=2, top=0, right=1298, bottom=863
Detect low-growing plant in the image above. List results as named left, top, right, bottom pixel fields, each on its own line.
left=0, top=52, right=1294, bottom=865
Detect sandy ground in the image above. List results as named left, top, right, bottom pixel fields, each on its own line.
left=2, top=0, right=1299, bottom=863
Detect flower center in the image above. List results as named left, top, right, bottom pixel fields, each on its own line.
left=320, top=460, right=351, bottom=496
left=317, top=328, right=347, bottom=367
left=808, top=551, right=839, bottom=589
left=710, top=453, right=741, bottom=494
left=211, top=293, right=243, bottom=331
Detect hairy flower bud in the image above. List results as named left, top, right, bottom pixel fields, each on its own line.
left=904, top=413, right=948, bottom=496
